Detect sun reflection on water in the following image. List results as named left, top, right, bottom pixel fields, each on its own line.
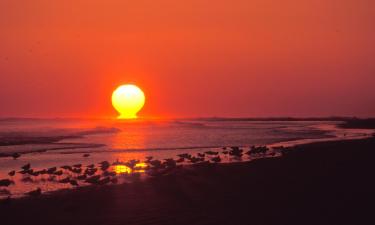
left=113, top=165, right=132, bottom=174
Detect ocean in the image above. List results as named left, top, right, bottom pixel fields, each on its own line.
left=0, top=118, right=372, bottom=197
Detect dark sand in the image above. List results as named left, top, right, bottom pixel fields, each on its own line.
left=1, top=137, right=375, bottom=225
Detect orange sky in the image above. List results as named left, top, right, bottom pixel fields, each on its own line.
left=0, top=0, right=374, bottom=118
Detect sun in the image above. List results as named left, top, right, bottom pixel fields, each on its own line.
left=112, top=84, right=145, bottom=119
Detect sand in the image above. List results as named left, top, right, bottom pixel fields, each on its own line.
left=1, top=137, right=375, bottom=225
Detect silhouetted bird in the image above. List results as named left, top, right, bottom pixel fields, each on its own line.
left=87, top=164, right=95, bottom=169
left=59, top=177, right=71, bottom=183
left=61, top=165, right=72, bottom=171
left=47, top=167, right=57, bottom=174
left=83, top=153, right=90, bottom=157
left=77, top=174, right=87, bottom=180
left=205, top=151, right=219, bottom=155
left=54, top=170, right=63, bottom=176
left=12, top=153, right=21, bottom=160
left=0, top=179, right=14, bottom=187
left=211, top=156, right=221, bottom=163
left=21, top=163, right=31, bottom=171
left=69, top=180, right=79, bottom=186
left=8, top=170, right=16, bottom=177
left=85, top=175, right=101, bottom=184
left=73, top=164, right=82, bottom=168
left=198, top=153, right=205, bottom=158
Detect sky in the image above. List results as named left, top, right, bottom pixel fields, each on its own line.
left=0, top=0, right=374, bottom=118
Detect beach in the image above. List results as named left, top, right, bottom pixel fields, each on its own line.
left=1, top=134, right=375, bottom=225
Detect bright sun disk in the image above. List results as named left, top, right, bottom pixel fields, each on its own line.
left=112, top=84, right=145, bottom=119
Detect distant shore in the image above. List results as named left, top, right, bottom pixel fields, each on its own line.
left=1, top=133, right=375, bottom=225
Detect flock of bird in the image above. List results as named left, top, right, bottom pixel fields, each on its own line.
left=0, top=145, right=280, bottom=198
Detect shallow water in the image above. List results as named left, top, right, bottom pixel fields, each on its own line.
left=0, top=118, right=373, bottom=198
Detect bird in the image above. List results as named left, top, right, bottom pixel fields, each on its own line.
left=83, top=153, right=90, bottom=157
left=87, top=164, right=95, bottom=169
left=12, top=153, right=21, bottom=160
left=145, top=156, right=153, bottom=163
left=205, top=151, right=219, bottom=155
left=69, top=180, right=79, bottom=186
left=77, top=174, right=87, bottom=180
left=27, top=188, right=41, bottom=197
left=71, top=168, right=82, bottom=174
left=85, top=175, right=101, bottom=184
left=8, top=170, right=16, bottom=177
left=59, top=177, right=71, bottom=184
left=47, top=167, right=57, bottom=174
left=73, top=164, right=82, bottom=168
left=21, top=163, right=31, bottom=171
left=103, top=171, right=116, bottom=177
left=0, top=179, right=14, bottom=187
left=53, top=170, right=63, bottom=176
left=85, top=168, right=97, bottom=176
left=61, top=165, right=72, bottom=171
left=211, top=156, right=221, bottom=163
left=197, top=153, right=205, bottom=158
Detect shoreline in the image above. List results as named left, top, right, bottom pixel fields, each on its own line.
left=1, top=136, right=375, bottom=225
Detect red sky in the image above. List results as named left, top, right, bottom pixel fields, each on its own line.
left=0, top=0, right=374, bottom=118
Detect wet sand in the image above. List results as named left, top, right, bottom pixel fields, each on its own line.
left=1, top=137, right=375, bottom=225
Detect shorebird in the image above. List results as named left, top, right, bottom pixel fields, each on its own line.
left=0, top=179, right=14, bottom=187
left=8, top=170, right=16, bottom=177
left=163, top=158, right=177, bottom=168
left=197, top=153, right=205, bottom=158
left=125, top=159, right=140, bottom=169
left=85, top=175, right=101, bottom=184
left=21, top=163, right=31, bottom=171
left=54, top=170, right=63, bottom=176
left=211, top=156, right=221, bottom=163
left=149, top=160, right=162, bottom=168
left=47, top=167, right=57, bottom=174
left=176, top=158, right=185, bottom=163
left=59, top=177, right=71, bottom=183
left=205, top=151, right=219, bottom=155
left=83, top=153, right=90, bottom=157
left=77, top=174, right=87, bottom=180
left=12, top=153, right=21, bottom=160
left=103, top=171, right=116, bottom=177
left=145, top=156, right=153, bottom=163
left=27, top=188, right=41, bottom=197
left=71, top=168, right=82, bottom=174
left=73, top=164, right=82, bottom=168
left=85, top=168, right=97, bottom=176
left=61, top=165, right=72, bottom=171
left=229, top=146, right=243, bottom=157
left=87, top=164, right=95, bottom=169
left=69, top=180, right=79, bottom=186
left=99, top=161, right=110, bottom=171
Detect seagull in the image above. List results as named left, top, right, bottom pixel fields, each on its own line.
left=59, top=177, right=71, bottom=184
left=12, top=153, right=21, bottom=160
left=69, top=180, right=79, bottom=186
left=211, top=156, right=221, bottom=163
left=21, top=163, right=31, bottom=171
left=8, top=170, right=16, bottom=177
left=0, top=179, right=14, bottom=187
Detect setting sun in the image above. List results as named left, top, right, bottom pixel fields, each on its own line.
left=112, top=84, right=145, bottom=119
